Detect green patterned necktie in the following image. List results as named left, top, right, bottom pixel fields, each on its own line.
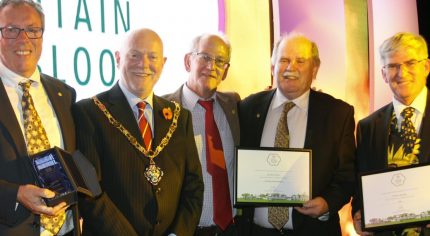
left=19, top=80, right=66, bottom=235
left=268, top=102, right=295, bottom=230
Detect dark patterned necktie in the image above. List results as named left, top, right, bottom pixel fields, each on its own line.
left=268, top=102, right=295, bottom=230
left=19, top=80, right=66, bottom=235
left=198, top=100, right=233, bottom=230
left=400, top=107, right=418, bottom=154
left=137, top=102, right=152, bottom=150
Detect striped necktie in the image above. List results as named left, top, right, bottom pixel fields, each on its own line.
left=137, top=102, right=152, bottom=150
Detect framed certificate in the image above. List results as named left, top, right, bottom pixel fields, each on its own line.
left=234, top=147, right=312, bottom=207
left=360, top=163, right=430, bottom=231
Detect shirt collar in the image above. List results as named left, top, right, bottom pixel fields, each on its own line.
left=0, top=59, right=41, bottom=88
left=272, top=89, right=310, bottom=111
left=183, top=82, right=217, bottom=109
left=118, top=78, right=154, bottom=109
left=392, top=87, right=427, bottom=117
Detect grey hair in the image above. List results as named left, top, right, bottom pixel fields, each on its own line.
left=271, top=32, right=320, bottom=66
left=379, top=32, right=428, bottom=63
left=189, top=33, right=232, bottom=61
left=0, top=0, right=45, bottom=28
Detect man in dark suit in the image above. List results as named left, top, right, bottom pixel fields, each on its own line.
left=0, top=0, right=79, bottom=235
left=352, top=33, right=430, bottom=236
left=164, top=33, right=240, bottom=236
left=73, top=28, right=204, bottom=236
left=239, top=32, right=356, bottom=236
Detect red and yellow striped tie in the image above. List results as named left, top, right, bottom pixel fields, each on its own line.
left=137, top=102, right=152, bottom=150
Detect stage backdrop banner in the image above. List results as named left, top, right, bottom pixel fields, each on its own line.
left=38, top=0, right=220, bottom=100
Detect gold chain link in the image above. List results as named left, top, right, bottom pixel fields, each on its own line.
left=92, top=96, right=180, bottom=161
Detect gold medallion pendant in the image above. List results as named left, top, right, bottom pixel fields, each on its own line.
left=144, top=161, right=164, bottom=185
left=93, top=96, right=180, bottom=186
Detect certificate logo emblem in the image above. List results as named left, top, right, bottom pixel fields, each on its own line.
left=391, top=173, right=405, bottom=187
left=267, top=153, right=281, bottom=166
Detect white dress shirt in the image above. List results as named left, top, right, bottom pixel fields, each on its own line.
left=119, top=79, right=154, bottom=135
left=392, top=87, right=427, bottom=132
left=254, top=89, right=309, bottom=229
left=181, top=84, right=236, bottom=227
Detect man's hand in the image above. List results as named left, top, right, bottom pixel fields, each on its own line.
left=353, top=210, right=374, bottom=236
left=17, top=184, right=67, bottom=216
left=294, top=196, right=328, bottom=218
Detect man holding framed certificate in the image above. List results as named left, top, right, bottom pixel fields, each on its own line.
left=351, top=32, right=430, bottom=236
left=238, top=32, right=356, bottom=236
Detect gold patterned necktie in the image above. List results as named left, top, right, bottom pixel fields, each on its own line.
left=400, top=107, right=418, bottom=154
left=268, top=102, right=295, bottom=230
left=19, top=80, right=66, bottom=235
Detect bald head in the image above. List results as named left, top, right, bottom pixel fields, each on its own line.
left=115, top=28, right=166, bottom=99
left=120, top=28, right=164, bottom=56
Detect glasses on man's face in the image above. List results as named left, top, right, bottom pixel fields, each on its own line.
left=382, top=58, right=428, bottom=74
left=0, top=26, right=44, bottom=39
left=191, top=52, right=229, bottom=68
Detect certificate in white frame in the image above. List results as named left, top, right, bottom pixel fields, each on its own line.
left=234, top=147, right=312, bottom=207
left=360, top=163, right=430, bottom=231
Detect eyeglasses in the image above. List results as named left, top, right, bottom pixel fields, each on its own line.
left=191, top=52, right=229, bottom=68
left=0, top=26, right=44, bottom=39
left=382, top=58, right=428, bottom=74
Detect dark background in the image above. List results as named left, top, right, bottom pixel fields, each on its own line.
left=416, top=0, right=429, bottom=86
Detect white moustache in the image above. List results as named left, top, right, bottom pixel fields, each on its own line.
left=282, top=71, right=299, bottom=79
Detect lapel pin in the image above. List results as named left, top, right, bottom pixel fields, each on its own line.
left=58, top=92, right=63, bottom=97
left=256, top=113, right=260, bottom=118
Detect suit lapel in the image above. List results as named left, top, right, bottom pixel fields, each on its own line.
left=373, top=105, right=392, bottom=168
left=254, top=90, right=275, bottom=143
left=217, top=92, right=240, bottom=146
left=418, top=90, right=430, bottom=163
left=40, top=75, right=75, bottom=151
left=166, top=85, right=183, bottom=104
left=0, top=79, right=27, bottom=157
left=152, top=96, right=174, bottom=150
left=304, top=91, right=318, bottom=149
left=106, top=84, right=143, bottom=145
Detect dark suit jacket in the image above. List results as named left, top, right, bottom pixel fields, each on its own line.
left=351, top=89, right=430, bottom=236
left=0, top=74, right=78, bottom=236
left=73, top=84, right=204, bottom=236
left=239, top=89, right=356, bottom=236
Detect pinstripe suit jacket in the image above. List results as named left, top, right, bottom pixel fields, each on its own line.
left=73, top=83, right=204, bottom=236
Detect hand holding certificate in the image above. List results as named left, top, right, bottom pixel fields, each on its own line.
left=234, top=147, right=312, bottom=207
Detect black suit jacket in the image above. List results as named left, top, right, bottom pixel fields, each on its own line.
left=351, top=89, right=430, bottom=236
left=73, top=84, right=204, bottom=236
left=239, top=89, right=356, bottom=236
left=0, top=74, right=78, bottom=236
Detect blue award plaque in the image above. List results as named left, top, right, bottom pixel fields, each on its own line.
left=31, top=147, right=101, bottom=207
